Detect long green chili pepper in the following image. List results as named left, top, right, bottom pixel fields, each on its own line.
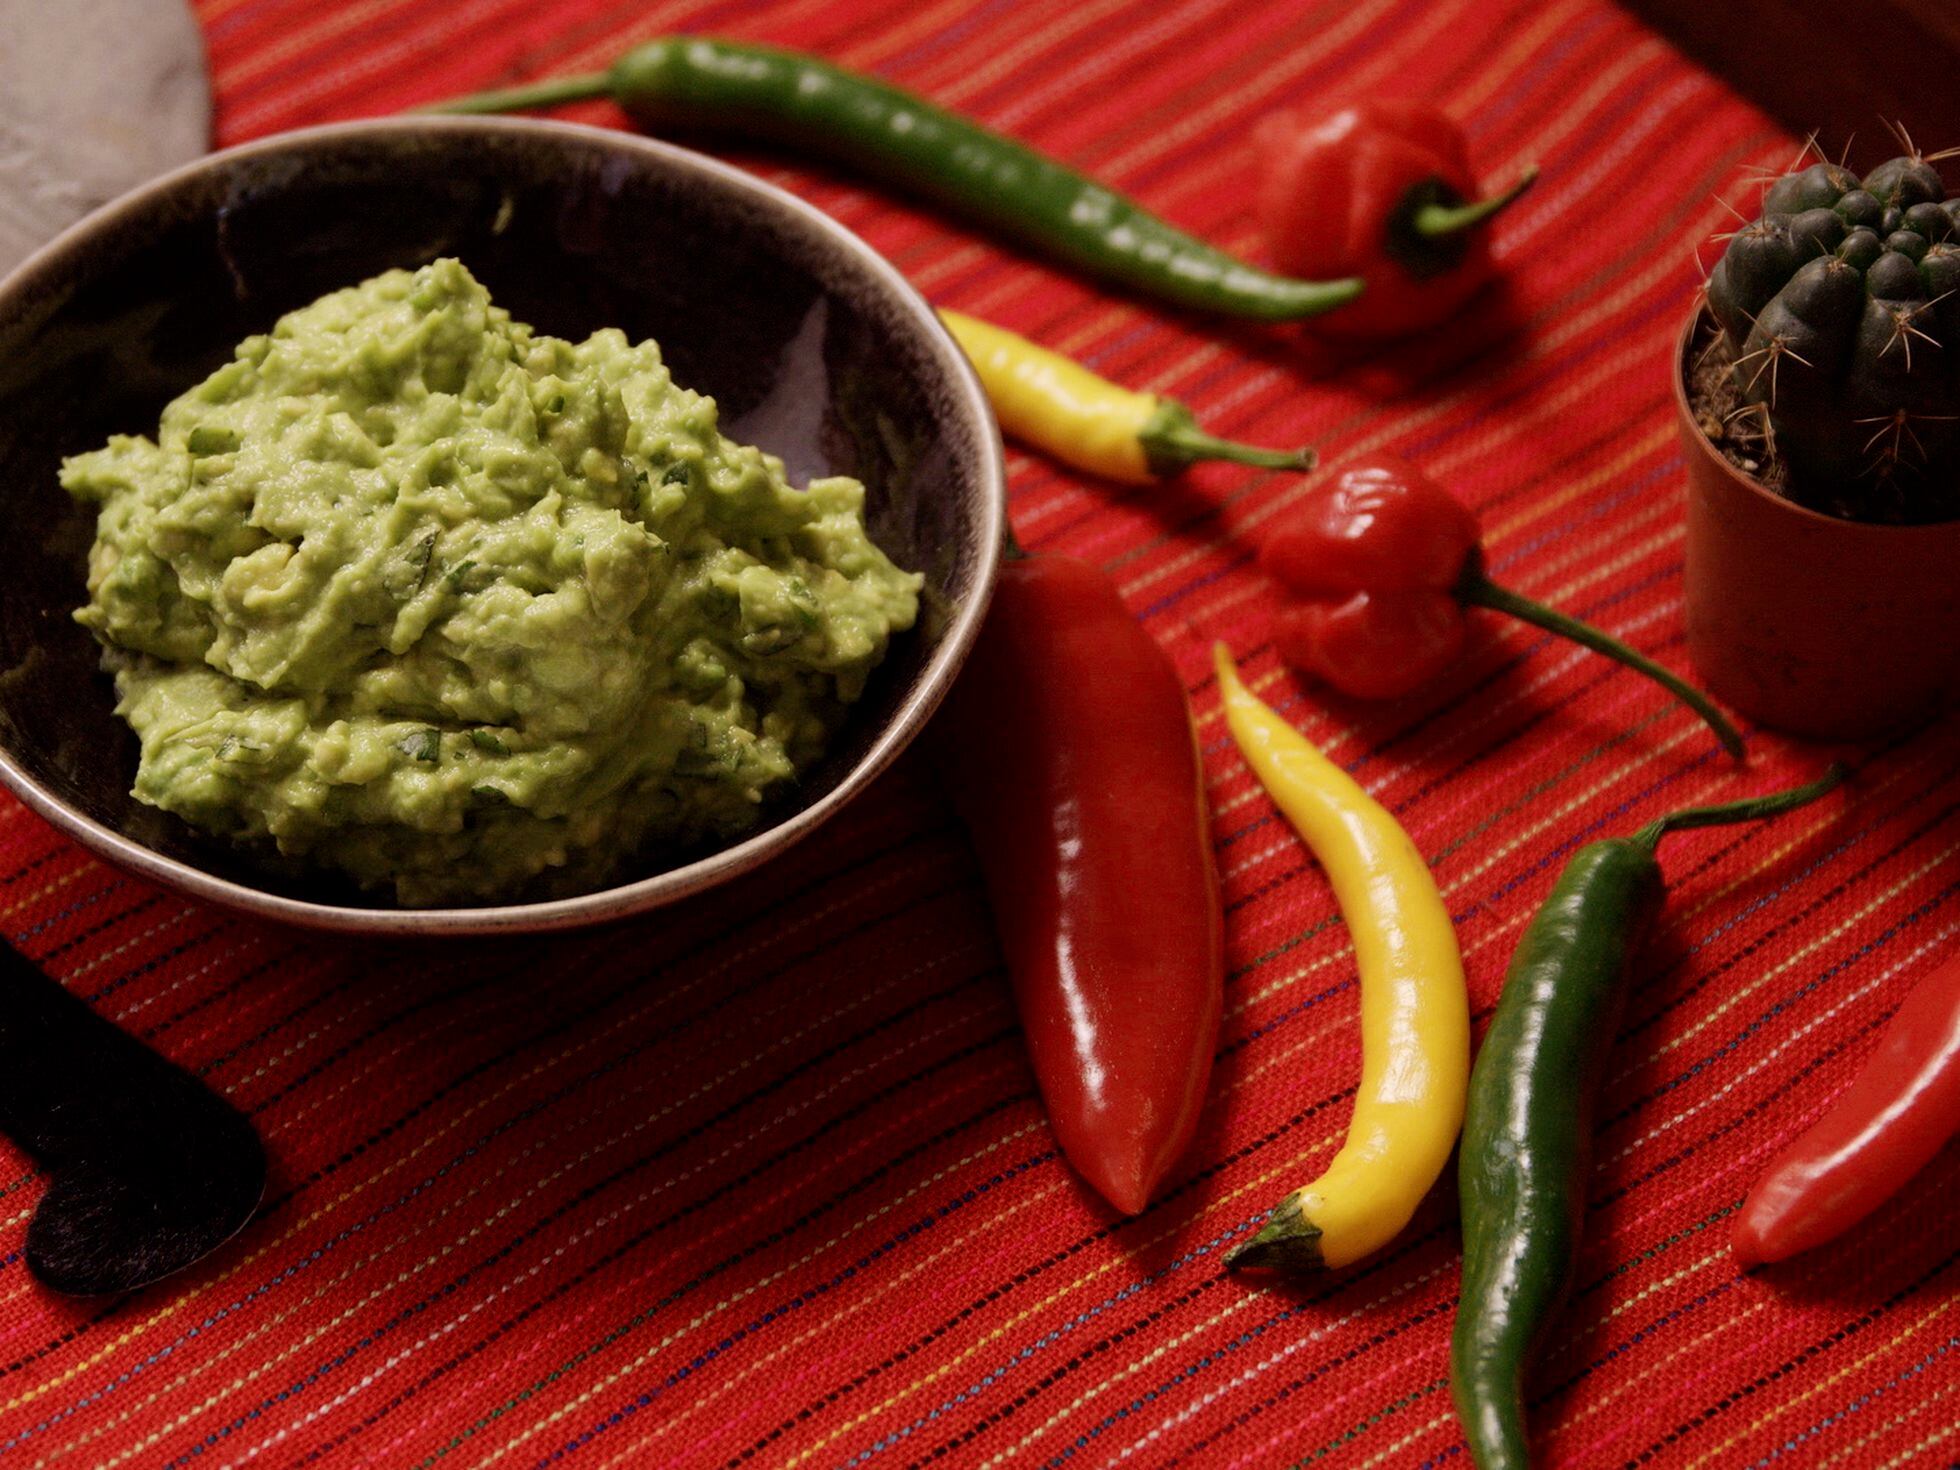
left=430, top=36, right=1364, bottom=321
left=1450, top=764, right=1846, bottom=1470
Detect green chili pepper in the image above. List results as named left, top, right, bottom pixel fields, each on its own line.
left=1451, top=764, right=1846, bottom=1470
left=430, top=37, right=1363, bottom=321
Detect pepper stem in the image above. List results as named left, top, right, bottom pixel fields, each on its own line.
left=1634, top=764, right=1847, bottom=852
left=1139, top=400, right=1315, bottom=476
left=1223, top=1194, right=1323, bottom=1273
left=1412, top=167, right=1539, bottom=238
left=1456, top=566, right=1745, bottom=760
left=424, top=70, right=615, bottom=115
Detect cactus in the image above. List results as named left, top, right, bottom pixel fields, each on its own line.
left=1705, top=148, right=1960, bottom=523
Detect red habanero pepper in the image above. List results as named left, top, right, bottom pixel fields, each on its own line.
left=932, top=554, right=1223, bottom=1216
left=1261, top=458, right=1745, bottom=757
left=1733, top=950, right=1960, bottom=1267
left=1257, top=100, right=1536, bottom=339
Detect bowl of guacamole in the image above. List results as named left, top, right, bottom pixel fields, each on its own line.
left=0, top=120, right=1005, bottom=932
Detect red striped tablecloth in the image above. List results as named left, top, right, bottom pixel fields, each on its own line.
left=4, top=0, right=1955, bottom=1464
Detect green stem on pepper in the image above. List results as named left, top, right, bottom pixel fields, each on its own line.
left=1632, top=763, right=1847, bottom=848
left=1457, top=563, right=1746, bottom=760
left=1411, top=167, right=1538, bottom=237
left=1138, top=401, right=1316, bottom=475
left=425, top=73, right=613, bottom=114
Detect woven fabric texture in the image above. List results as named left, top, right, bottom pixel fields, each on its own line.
left=2, top=0, right=1955, bottom=1464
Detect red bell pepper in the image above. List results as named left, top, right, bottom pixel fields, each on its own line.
left=932, top=554, right=1223, bottom=1215
left=1256, top=100, right=1536, bottom=339
left=1733, top=950, right=1960, bottom=1267
left=1260, top=457, right=1745, bottom=756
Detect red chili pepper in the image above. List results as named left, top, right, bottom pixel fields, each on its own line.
left=1733, top=950, right=1960, bottom=1268
left=932, top=554, right=1223, bottom=1215
left=1256, top=100, right=1536, bottom=339
left=1260, top=458, right=1746, bottom=757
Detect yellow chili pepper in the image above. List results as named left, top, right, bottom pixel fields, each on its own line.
left=1212, top=644, right=1469, bottom=1272
left=937, top=310, right=1314, bottom=484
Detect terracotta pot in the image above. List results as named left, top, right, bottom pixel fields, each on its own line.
left=1675, top=311, right=1960, bottom=741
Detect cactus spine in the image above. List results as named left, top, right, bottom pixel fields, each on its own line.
left=1705, top=148, right=1960, bottom=523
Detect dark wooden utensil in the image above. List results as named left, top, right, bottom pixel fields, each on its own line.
left=0, top=938, right=264, bottom=1295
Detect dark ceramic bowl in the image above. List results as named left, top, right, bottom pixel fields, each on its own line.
left=0, top=118, right=1004, bottom=934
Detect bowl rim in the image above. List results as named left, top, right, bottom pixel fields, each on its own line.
left=0, top=114, right=1006, bottom=935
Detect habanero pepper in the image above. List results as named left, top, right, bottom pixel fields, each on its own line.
left=1452, top=765, right=1846, bottom=1470
left=1212, top=646, right=1468, bottom=1273
left=1258, top=100, right=1537, bottom=339
left=1732, top=948, right=1960, bottom=1268
left=930, top=550, right=1223, bottom=1216
left=938, top=309, right=1314, bottom=483
left=431, top=36, right=1364, bottom=321
left=1261, top=458, right=1746, bottom=759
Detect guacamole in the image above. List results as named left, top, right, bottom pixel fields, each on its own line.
left=63, top=259, right=921, bottom=904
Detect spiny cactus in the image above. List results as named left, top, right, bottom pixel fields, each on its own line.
left=1705, top=148, right=1960, bottom=523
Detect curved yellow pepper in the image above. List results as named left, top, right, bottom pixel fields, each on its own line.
left=937, top=310, right=1312, bottom=485
left=1213, top=645, right=1469, bottom=1272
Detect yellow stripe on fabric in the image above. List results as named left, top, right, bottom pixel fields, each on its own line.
left=929, top=0, right=1192, bottom=113
left=839, top=0, right=1024, bottom=72
left=1603, top=923, right=1958, bottom=1174
left=1631, top=837, right=1960, bottom=1076
left=0, top=862, right=90, bottom=927
left=1354, top=1408, right=1458, bottom=1468
left=1558, top=1296, right=1773, bottom=1440
left=1449, top=0, right=1609, bottom=115
left=583, top=1156, right=1073, bottom=1470
left=95, top=1033, right=1018, bottom=1468
left=1571, top=1241, right=1732, bottom=1349
left=1563, top=1263, right=1957, bottom=1466
left=762, top=1123, right=1355, bottom=1470
left=586, top=1125, right=1333, bottom=1470
left=1867, top=1382, right=1960, bottom=1469
left=116, top=1081, right=1042, bottom=1470
left=0, top=859, right=946, bottom=1418
left=221, top=0, right=431, bottom=87
left=1088, top=0, right=1493, bottom=185
left=1687, top=1295, right=1960, bottom=1467
left=978, top=1257, right=1452, bottom=1466
left=1482, top=425, right=1678, bottom=544
left=224, top=0, right=699, bottom=134
left=1112, top=1273, right=1439, bottom=1461
left=61, top=904, right=203, bottom=997
left=1564, top=1240, right=1955, bottom=1460
left=79, top=954, right=1003, bottom=1464
left=250, top=1108, right=1041, bottom=1466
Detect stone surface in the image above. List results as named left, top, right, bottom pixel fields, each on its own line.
left=0, top=0, right=210, bottom=275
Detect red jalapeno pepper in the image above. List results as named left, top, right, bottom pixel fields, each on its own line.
left=1261, top=458, right=1745, bottom=757
left=1257, top=101, right=1536, bottom=339
left=1733, top=949, right=1960, bottom=1268
left=931, top=552, right=1223, bottom=1215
